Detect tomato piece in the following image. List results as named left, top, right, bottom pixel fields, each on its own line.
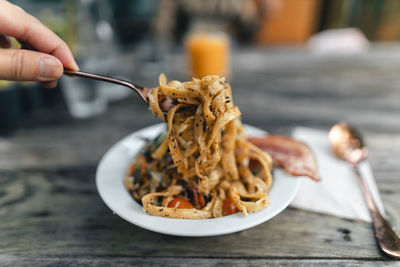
left=167, top=196, right=194, bottom=209
left=223, top=197, right=238, bottom=216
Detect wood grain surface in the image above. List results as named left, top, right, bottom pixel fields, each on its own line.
left=1, top=47, right=400, bottom=266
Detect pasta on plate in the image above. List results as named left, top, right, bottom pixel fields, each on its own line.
left=124, top=74, right=273, bottom=219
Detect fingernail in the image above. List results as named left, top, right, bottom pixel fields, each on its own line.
left=71, top=60, right=79, bottom=71
left=39, top=57, right=62, bottom=80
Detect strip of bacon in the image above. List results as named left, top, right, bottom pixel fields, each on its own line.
left=248, top=135, right=320, bottom=181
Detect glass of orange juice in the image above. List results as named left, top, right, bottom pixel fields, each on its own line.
left=185, top=21, right=230, bottom=78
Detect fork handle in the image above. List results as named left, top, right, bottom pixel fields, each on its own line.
left=63, top=70, right=149, bottom=103
left=353, top=165, right=400, bottom=259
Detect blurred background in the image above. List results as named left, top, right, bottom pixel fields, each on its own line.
left=1, top=0, right=400, bottom=133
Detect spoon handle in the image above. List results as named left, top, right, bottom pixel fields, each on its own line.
left=353, top=165, right=400, bottom=259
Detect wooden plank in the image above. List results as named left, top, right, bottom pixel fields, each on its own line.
left=0, top=167, right=399, bottom=259
left=1, top=256, right=399, bottom=267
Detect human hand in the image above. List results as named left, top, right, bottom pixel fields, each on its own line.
left=0, top=0, right=78, bottom=88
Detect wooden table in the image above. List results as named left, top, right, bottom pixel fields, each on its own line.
left=1, top=46, right=400, bottom=266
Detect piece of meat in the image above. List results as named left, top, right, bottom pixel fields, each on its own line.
left=248, top=135, right=320, bottom=181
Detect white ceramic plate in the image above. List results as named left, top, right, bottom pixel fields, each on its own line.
left=96, top=123, right=301, bottom=237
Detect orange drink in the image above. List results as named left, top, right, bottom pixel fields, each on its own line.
left=185, top=32, right=230, bottom=78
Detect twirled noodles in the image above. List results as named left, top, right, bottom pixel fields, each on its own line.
left=124, top=74, right=273, bottom=219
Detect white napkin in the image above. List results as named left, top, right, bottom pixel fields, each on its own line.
left=290, top=127, right=386, bottom=222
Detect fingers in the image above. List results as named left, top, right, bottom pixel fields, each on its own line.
left=0, top=48, right=63, bottom=82
left=0, top=0, right=78, bottom=70
left=0, top=33, right=11, bottom=48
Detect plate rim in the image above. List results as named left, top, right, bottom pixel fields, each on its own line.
left=96, top=123, right=301, bottom=237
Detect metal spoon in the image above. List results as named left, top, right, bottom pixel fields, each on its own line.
left=63, top=70, right=151, bottom=104
left=329, top=122, right=400, bottom=259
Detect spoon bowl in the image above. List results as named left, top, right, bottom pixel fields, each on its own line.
left=329, top=122, right=369, bottom=165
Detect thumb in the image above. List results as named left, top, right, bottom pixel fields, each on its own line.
left=0, top=49, right=63, bottom=82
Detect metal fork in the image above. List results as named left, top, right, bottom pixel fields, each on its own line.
left=63, top=70, right=151, bottom=104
